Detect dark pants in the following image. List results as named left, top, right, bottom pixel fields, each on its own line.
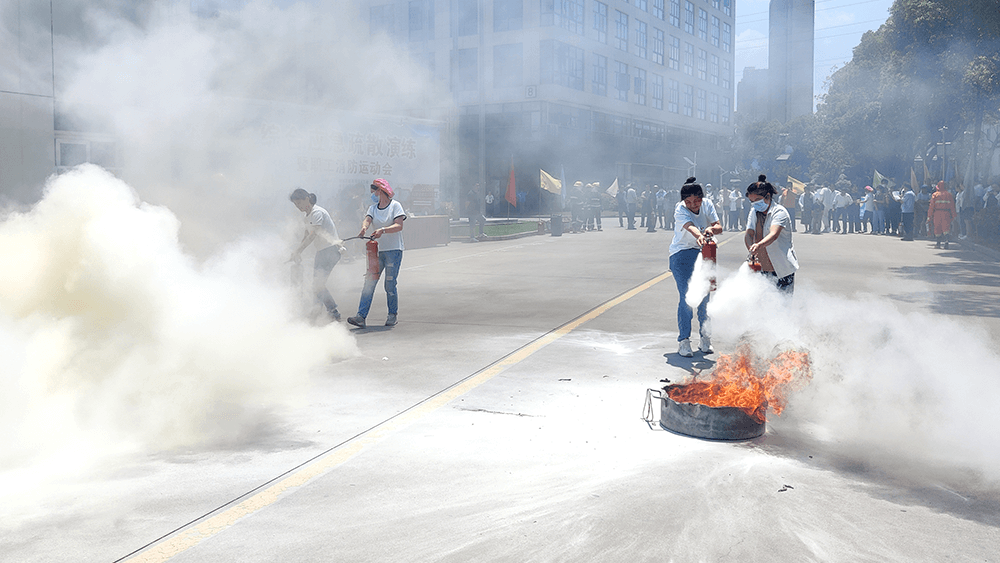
left=761, top=271, right=795, bottom=294
left=627, top=203, right=636, bottom=229
left=901, top=212, right=914, bottom=240
left=313, top=246, right=341, bottom=315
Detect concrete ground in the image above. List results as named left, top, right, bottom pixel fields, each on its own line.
left=3, top=222, right=999, bottom=562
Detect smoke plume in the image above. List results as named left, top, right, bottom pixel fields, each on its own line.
left=0, top=165, right=357, bottom=472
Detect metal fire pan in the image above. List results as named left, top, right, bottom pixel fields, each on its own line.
left=659, top=388, right=765, bottom=441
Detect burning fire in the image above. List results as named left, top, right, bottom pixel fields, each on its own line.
left=666, top=348, right=812, bottom=423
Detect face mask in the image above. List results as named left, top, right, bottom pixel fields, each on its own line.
left=371, top=193, right=380, bottom=203
left=751, top=199, right=769, bottom=212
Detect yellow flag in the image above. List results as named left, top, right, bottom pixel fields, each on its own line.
left=910, top=167, right=919, bottom=190
left=787, top=175, right=805, bottom=194
left=540, top=169, right=562, bottom=195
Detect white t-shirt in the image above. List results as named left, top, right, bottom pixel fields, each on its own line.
left=669, top=199, right=720, bottom=256
left=747, top=203, right=798, bottom=279
left=306, top=205, right=340, bottom=249
left=367, top=199, right=407, bottom=251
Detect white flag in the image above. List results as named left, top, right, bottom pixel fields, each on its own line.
left=606, top=178, right=619, bottom=197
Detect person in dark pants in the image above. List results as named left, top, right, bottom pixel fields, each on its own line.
left=587, top=183, right=603, bottom=231
left=645, top=186, right=657, bottom=232
left=290, top=188, right=344, bottom=323
left=616, top=185, right=627, bottom=227
left=466, top=184, right=485, bottom=240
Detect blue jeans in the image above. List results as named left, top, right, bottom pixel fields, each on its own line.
left=357, top=249, right=402, bottom=318
left=874, top=209, right=886, bottom=233
left=669, top=248, right=709, bottom=342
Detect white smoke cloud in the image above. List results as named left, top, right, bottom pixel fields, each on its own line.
left=0, top=165, right=358, bottom=472
left=55, top=0, right=451, bottom=254
left=701, top=263, right=1000, bottom=482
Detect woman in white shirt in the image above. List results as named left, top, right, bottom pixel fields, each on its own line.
left=744, top=175, right=799, bottom=293
left=669, top=178, right=723, bottom=357
left=347, top=178, right=407, bottom=329
left=290, top=188, right=343, bottom=321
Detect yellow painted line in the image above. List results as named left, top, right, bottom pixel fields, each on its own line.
left=123, top=235, right=735, bottom=562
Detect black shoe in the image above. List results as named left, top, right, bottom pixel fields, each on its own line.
left=347, top=316, right=366, bottom=328
left=385, top=314, right=397, bottom=326
left=331, top=309, right=342, bottom=322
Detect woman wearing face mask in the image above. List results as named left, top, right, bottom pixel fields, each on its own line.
left=669, top=177, right=723, bottom=358
left=745, top=174, right=799, bottom=293
left=347, top=178, right=407, bottom=328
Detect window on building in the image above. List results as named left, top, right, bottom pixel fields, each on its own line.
left=615, top=11, right=629, bottom=52
left=683, top=42, right=694, bottom=75
left=722, top=58, right=731, bottom=89
left=408, top=0, right=435, bottom=41
left=653, top=0, right=664, bottom=20
left=696, top=88, right=706, bottom=119
left=709, top=92, right=719, bottom=123
left=697, top=49, right=707, bottom=81
left=494, top=0, right=522, bottom=31
left=668, top=35, right=680, bottom=70
left=453, top=47, right=478, bottom=91
left=712, top=0, right=719, bottom=9
left=652, top=28, right=665, bottom=65
left=56, top=139, right=119, bottom=174
left=669, top=0, right=680, bottom=27
left=450, top=0, right=477, bottom=36
left=710, top=54, right=719, bottom=85
left=710, top=15, right=720, bottom=47
left=371, top=4, right=394, bottom=35
left=635, top=20, right=647, bottom=59
left=540, top=40, right=585, bottom=90
left=635, top=0, right=647, bottom=11
left=698, top=8, right=707, bottom=41
left=615, top=60, right=630, bottom=101
left=494, top=43, right=523, bottom=87
left=634, top=68, right=646, bottom=105
left=652, top=73, right=664, bottom=109
left=722, top=95, right=730, bottom=123
left=668, top=79, right=679, bottom=112
left=683, top=1, right=694, bottom=34
left=593, top=53, right=608, bottom=95
left=541, top=0, right=585, bottom=35
left=683, top=83, right=693, bottom=116
left=723, top=0, right=731, bottom=17
left=594, top=2, right=608, bottom=43
left=722, top=22, right=731, bottom=52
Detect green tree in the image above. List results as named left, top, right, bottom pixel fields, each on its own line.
left=812, top=0, right=1000, bottom=185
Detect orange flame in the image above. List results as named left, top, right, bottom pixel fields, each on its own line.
left=666, top=348, right=812, bottom=423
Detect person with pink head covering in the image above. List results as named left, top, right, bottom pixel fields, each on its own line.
left=347, top=178, right=407, bottom=328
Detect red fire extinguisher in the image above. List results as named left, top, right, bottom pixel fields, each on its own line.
left=365, top=238, right=380, bottom=279
left=701, top=233, right=717, bottom=291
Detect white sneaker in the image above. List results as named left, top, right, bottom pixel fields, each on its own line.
left=699, top=336, right=714, bottom=354
left=678, top=339, right=694, bottom=357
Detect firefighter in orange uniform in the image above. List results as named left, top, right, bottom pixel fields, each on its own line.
left=927, top=181, right=956, bottom=249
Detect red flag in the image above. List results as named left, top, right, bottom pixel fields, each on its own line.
left=505, top=155, right=517, bottom=207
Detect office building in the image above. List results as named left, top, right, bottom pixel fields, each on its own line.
left=366, top=0, right=736, bottom=201
left=767, top=0, right=813, bottom=122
